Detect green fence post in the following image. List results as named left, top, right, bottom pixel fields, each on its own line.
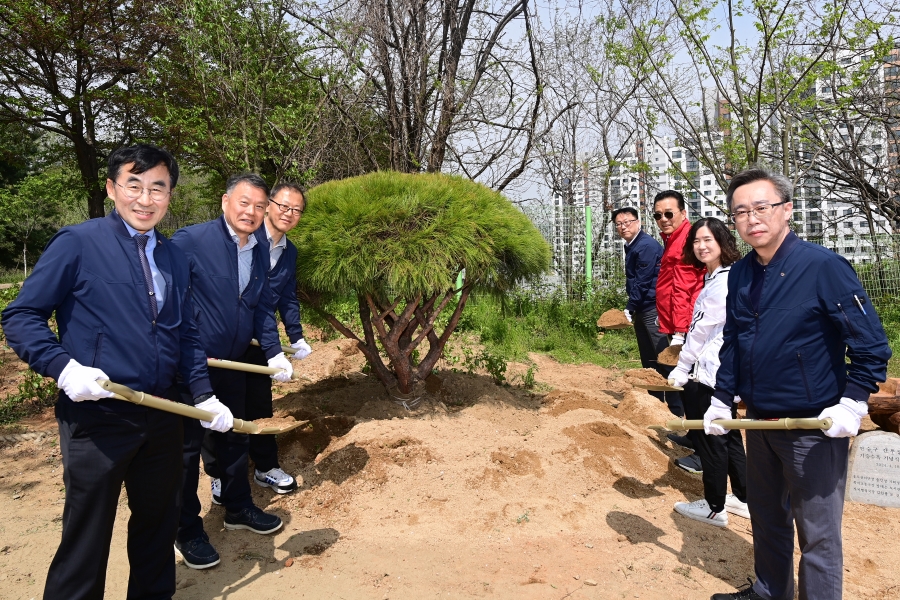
left=585, top=205, right=592, bottom=294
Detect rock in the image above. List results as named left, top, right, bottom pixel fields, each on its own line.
left=285, top=558, right=294, bottom=567
left=585, top=543, right=594, bottom=548
left=573, top=575, right=579, bottom=580
left=585, top=579, right=598, bottom=586
left=617, top=534, right=627, bottom=542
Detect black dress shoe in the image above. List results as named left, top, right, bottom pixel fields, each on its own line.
left=224, top=505, right=283, bottom=534
left=711, top=578, right=764, bottom=599
left=174, top=534, right=220, bottom=569
left=667, top=432, right=694, bottom=449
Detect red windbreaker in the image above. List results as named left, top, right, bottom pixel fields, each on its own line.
left=656, top=219, right=705, bottom=334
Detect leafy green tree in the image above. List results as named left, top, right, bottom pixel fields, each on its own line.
left=0, top=165, right=82, bottom=272
left=143, top=0, right=324, bottom=184
left=0, top=0, right=172, bottom=218
left=294, top=171, right=550, bottom=396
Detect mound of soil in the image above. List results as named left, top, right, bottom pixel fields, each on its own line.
left=597, top=309, right=632, bottom=329
left=658, top=344, right=683, bottom=367
left=623, top=368, right=670, bottom=387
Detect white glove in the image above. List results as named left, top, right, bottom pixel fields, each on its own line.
left=195, top=396, right=234, bottom=432
left=667, top=367, right=689, bottom=388
left=623, top=309, right=633, bottom=323
left=818, top=397, right=867, bottom=438
left=267, top=353, right=293, bottom=383
left=57, top=359, right=115, bottom=402
left=704, top=398, right=733, bottom=435
left=670, top=333, right=685, bottom=346
left=290, top=338, right=312, bottom=360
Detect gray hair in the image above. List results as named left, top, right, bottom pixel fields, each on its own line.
left=225, top=172, right=270, bottom=197
left=725, top=167, right=792, bottom=209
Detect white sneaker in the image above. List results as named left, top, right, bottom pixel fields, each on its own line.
left=674, top=499, right=728, bottom=528
left=725, top=494, right=750, bottom=519
left=254, top=467, right=298, bottom=494
left=210, top=478, right=222, bottom=505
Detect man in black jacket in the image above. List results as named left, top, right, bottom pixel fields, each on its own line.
left=613, top=207, right=666, bottom=379
left=171, top=173, right=293, bottom=570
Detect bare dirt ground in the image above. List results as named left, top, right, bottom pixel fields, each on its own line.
left=1, top=338, right=898, bottom=600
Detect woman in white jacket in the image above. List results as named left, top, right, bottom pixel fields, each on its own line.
left=667, top=217, right=749, bottom=528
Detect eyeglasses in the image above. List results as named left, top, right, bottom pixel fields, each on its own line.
left=614, top=219, right=637, bottom=228
left=653, top=210, right=676, bottom=221
left=114, top=181, right=170, bottom=202
left=269, top=198, right=303, bottom=217
left=730, top=201, right=787, bottom=223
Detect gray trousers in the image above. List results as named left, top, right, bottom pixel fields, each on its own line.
left=746, top=428, right=849, bottom=600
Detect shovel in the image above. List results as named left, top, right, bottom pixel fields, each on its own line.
left=633, top=383, right=684, bottom=392
left=206, top=357, right=301, bottom=380
left=654, top=417, right=833, bottom=431
left=97, top=379, right=308, bottom=435
left=250, top=338, right=296, bottom=355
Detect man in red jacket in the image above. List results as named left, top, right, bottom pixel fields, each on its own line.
left=653, top=190, right=705, bottom=430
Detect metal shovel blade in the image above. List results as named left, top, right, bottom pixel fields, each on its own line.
left=97, top=379, right=307, bottom=435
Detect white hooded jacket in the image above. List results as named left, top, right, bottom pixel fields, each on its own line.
left=670, top=265, right=730, bottom=388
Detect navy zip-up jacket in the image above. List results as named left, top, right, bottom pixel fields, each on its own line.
left=713, top=232, right=891, bottom=418
left=254, top=226, right=304, bottom=343
left=1, top=211, right=213, bottom=408
left=171, top=217, right=282, bottom=361
left=624, top=229, right=663, bottom=313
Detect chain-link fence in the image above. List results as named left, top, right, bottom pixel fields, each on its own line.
left=534, top=204, right=900, bottom=303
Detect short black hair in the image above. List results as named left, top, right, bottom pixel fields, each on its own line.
left=682, top=217, right=743, bottom=269
left=612, top=207, right=639, bottom=221
left=270, top=181, right=306, bottom=209
left=107, top=144, right=179, bottom=189
left=725, top=167, right=793, bottom=209
left=653, top=190, right=685, bottom=211
left=226, top=173, right=270, bottom=197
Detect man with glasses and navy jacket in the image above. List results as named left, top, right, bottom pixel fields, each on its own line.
left=707, top=168, right=890, bottom=600
left=1, top=145, right=230, bottom=600
left=613, top=206, right=666, bottom=382
left=205, top=182, right=312, bottom=504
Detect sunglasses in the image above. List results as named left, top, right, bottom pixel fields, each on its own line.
left=653, top=210, right=676, bottom=220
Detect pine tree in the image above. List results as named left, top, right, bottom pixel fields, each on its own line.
left=294, top=171, right=550, bottom=397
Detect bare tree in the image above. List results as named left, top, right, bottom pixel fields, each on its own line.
left=291, top=0, right=542, bottom=189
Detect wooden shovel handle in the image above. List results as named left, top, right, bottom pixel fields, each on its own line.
left=206, top=357, right=300, bottom=380
left=665, top=417, right=833, bottom=431
left=250, top=338, right=295, bottom=355
left=97, top=379, right=258, bottom=434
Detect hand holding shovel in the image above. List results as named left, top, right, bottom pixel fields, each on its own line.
left=97, top=379, right=307, bottom=434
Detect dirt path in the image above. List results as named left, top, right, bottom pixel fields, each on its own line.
left=1, top=339, right=898, bottom=599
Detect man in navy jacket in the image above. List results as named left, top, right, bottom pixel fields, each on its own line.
left=206, top=181, right=312, bottom=499
left=707, top=168, right=891, bottom=600
left=1, top=145, right=231, bottom=600
left=171, top=173, right=293, bottom=569
left=614, top=207, right=665, bottom=377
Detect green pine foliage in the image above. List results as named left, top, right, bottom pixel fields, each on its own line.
left=295, top=171, right=550, bottom=299
left=292, top=171, right=550, bottom=395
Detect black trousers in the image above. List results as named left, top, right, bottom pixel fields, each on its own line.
left=178, top=367, right=253, bottom=543
left=46, top=400, right=183, bottom=600
left=632, top=308, right=684, bottom=416
left=682, top=381, right=748, bottom=512
left=203, top=345, right=280, bottom=476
